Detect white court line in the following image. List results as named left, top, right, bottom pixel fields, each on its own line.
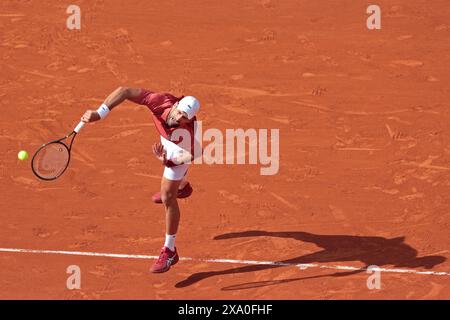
left=0, top=247, right=449, bottom=277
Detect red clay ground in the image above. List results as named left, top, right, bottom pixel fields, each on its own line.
left=1, top=0, right=449, bottom=299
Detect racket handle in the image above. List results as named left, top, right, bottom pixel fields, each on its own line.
left=74, top=121, right=85, bottom=133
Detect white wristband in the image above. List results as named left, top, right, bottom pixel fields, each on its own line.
left=96, top=104, right=110, bottom=119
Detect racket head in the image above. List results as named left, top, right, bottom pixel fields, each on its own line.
left=31, top=141, right=71, bottom=181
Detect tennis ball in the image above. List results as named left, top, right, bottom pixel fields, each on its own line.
left=18, top=150, right=29, bottom=161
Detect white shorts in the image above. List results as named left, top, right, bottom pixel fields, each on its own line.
left=160, top=136, right=189, bottom=181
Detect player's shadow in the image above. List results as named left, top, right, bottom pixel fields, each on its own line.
left=175, top=230, right=446, bottom=289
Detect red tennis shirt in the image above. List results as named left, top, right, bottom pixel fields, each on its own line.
left=129, top=88, right=197, bottom=143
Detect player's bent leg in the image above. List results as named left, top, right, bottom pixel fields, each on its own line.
left=151, top=164, right=193, bottom=203
left=178, top=175, right=189, bottom=190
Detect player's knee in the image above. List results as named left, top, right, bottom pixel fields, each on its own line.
left=161, top=190, right=177, bottom=205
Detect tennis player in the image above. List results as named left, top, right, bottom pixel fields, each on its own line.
left=80, top=87, right=200, bottom=273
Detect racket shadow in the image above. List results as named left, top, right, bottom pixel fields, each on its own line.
left=220, top=269, right=360, bottom=291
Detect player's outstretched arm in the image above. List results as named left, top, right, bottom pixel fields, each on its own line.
left=81, top=87, right=141, bottom=123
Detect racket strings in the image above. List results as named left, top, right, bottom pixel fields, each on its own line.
left=32, top=143, right=70, bottom=180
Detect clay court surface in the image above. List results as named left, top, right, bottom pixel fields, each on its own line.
left=1, top=0, right=450, bottom=299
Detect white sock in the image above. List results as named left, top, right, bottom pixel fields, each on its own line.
left=164, top=234, right=176, bottom=251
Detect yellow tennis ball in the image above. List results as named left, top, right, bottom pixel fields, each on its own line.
left=18, top=150, right=29, bottom=161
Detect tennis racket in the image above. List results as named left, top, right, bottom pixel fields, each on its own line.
left=31, top=121, right=85, bottom=181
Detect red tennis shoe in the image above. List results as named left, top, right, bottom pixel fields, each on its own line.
left=150, top=246, right=179, bottom=273
left=151, top=183, right=193, bottom=204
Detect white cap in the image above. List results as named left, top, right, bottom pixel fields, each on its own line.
left=177, top=96, right=200, bottom=119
